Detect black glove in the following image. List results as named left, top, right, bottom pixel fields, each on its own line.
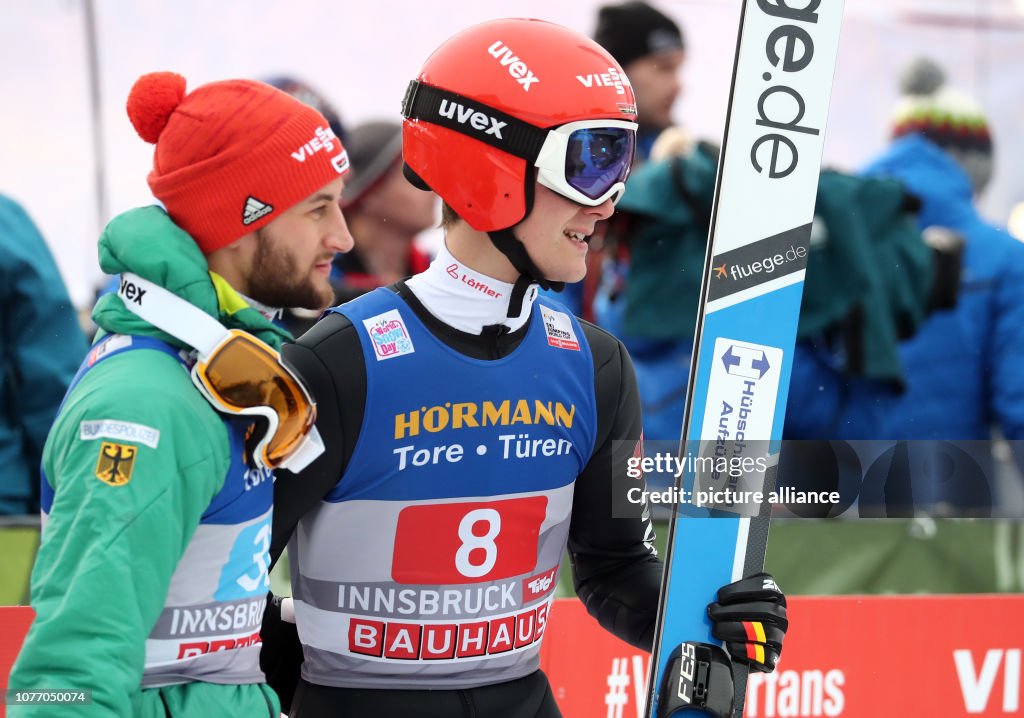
left=260, top=593, right=304, bottom=714
left=707, top=572, right=787, bottom=672
left=922, top=225, right=964, bottom=314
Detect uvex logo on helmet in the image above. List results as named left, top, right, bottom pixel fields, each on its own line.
left=438, top=99, right=507, bottom=140
left=487, top=41, right=540, bottom=91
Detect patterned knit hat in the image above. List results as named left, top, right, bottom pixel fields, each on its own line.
left=892, top=57, right=993, bottom=193
left=127, top=72, right=351, bottom=254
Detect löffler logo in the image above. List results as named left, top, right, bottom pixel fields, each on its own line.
left=445, top=263, right=505, bottom=299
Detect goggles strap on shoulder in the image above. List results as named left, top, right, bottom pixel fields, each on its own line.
left=277, top=425, right=325, bottom=473
left=117, top=272, right=325, bottom=472
left=117, top=273, right=230, bottom=359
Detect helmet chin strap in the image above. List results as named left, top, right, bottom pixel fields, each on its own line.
left=404, top=161, right=565, bottom=319
left=487, top=173, right=564, bottom=320
left=486, top=227, right=564, bottom=319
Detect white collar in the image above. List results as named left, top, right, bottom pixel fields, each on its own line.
left=405, top=244, right=538, bottom=334
left=240, top=294, right=282, bottom=322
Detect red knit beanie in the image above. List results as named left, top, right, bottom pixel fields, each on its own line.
left=126, top=72, right=351, bottom=254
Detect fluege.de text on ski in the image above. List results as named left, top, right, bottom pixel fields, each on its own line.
left=751, top=0, right=824, bottom=179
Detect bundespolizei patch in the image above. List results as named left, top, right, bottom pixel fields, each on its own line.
left=80, top=419, right=160, bottom=448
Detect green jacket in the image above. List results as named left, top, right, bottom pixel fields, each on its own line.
left=616, top=154, right=932, bottom=385
left=9, top=207, right=289, bottom=717
left=0, top=194, right=88, bottom=515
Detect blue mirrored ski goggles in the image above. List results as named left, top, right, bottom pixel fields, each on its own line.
left=402, top=81, right=637, bottom=208
left=535, top=120, right=638, bottom=206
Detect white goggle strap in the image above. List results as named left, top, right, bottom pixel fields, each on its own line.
left=118, top=273, right=326, bottom=473
left=277, top=426, right=325, bottom=473
left=117, top=273, right=230, bottom=359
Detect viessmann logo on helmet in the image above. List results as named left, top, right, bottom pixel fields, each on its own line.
left=487, top=41, right=539, bottom=91
left=576, top=67, right=632, bottom=95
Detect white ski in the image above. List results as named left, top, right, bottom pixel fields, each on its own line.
left=645, top=2, right=846, bottom=717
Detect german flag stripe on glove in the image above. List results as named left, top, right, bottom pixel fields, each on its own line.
left=721, top=640, right=781, bottom=672
left=710, top=617, right=785, bottom=650
left=743, top=620, right=766, bottom=644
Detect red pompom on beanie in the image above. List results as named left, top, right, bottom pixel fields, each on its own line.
left=126, top=72, right=350, bottom=254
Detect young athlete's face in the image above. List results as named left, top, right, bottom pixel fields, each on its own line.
left=513, top=182, right=615, bottom=284
left=249, top=176, right=354, bottom=310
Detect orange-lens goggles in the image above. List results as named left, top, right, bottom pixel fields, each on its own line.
left=192, top=330, right=316, bottom=468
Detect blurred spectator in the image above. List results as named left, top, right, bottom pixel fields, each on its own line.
left=584, top=2, right=693, bottom=418
left=799, top=59, right=1024, bottom=438
left=889, top=58, right=993, bottom=194
left=559, top=0, right=687, bottom=318
left=332, top=120, right=434, bottom=302
left=594, top=147, right=937, bottom=446
left=594, top=0, right=686, bottom=161
left=263, top=75, right=348, bottom=144
left=866, top=62, right=1024, bottom=435
left=0, top=194, right=88, bottom=514
left=788, top=58, right=1024, bottom=514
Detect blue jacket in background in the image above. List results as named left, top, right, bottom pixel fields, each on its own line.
left=788, top=135, right=1024, bottom=442
left=0, top=195, right=88, bottom=514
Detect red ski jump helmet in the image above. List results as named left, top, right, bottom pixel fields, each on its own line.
left=402, top=18, right=638, bottom=296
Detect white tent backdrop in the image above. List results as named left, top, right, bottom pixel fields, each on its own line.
left=1, top=0, right=1022, bottom=306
